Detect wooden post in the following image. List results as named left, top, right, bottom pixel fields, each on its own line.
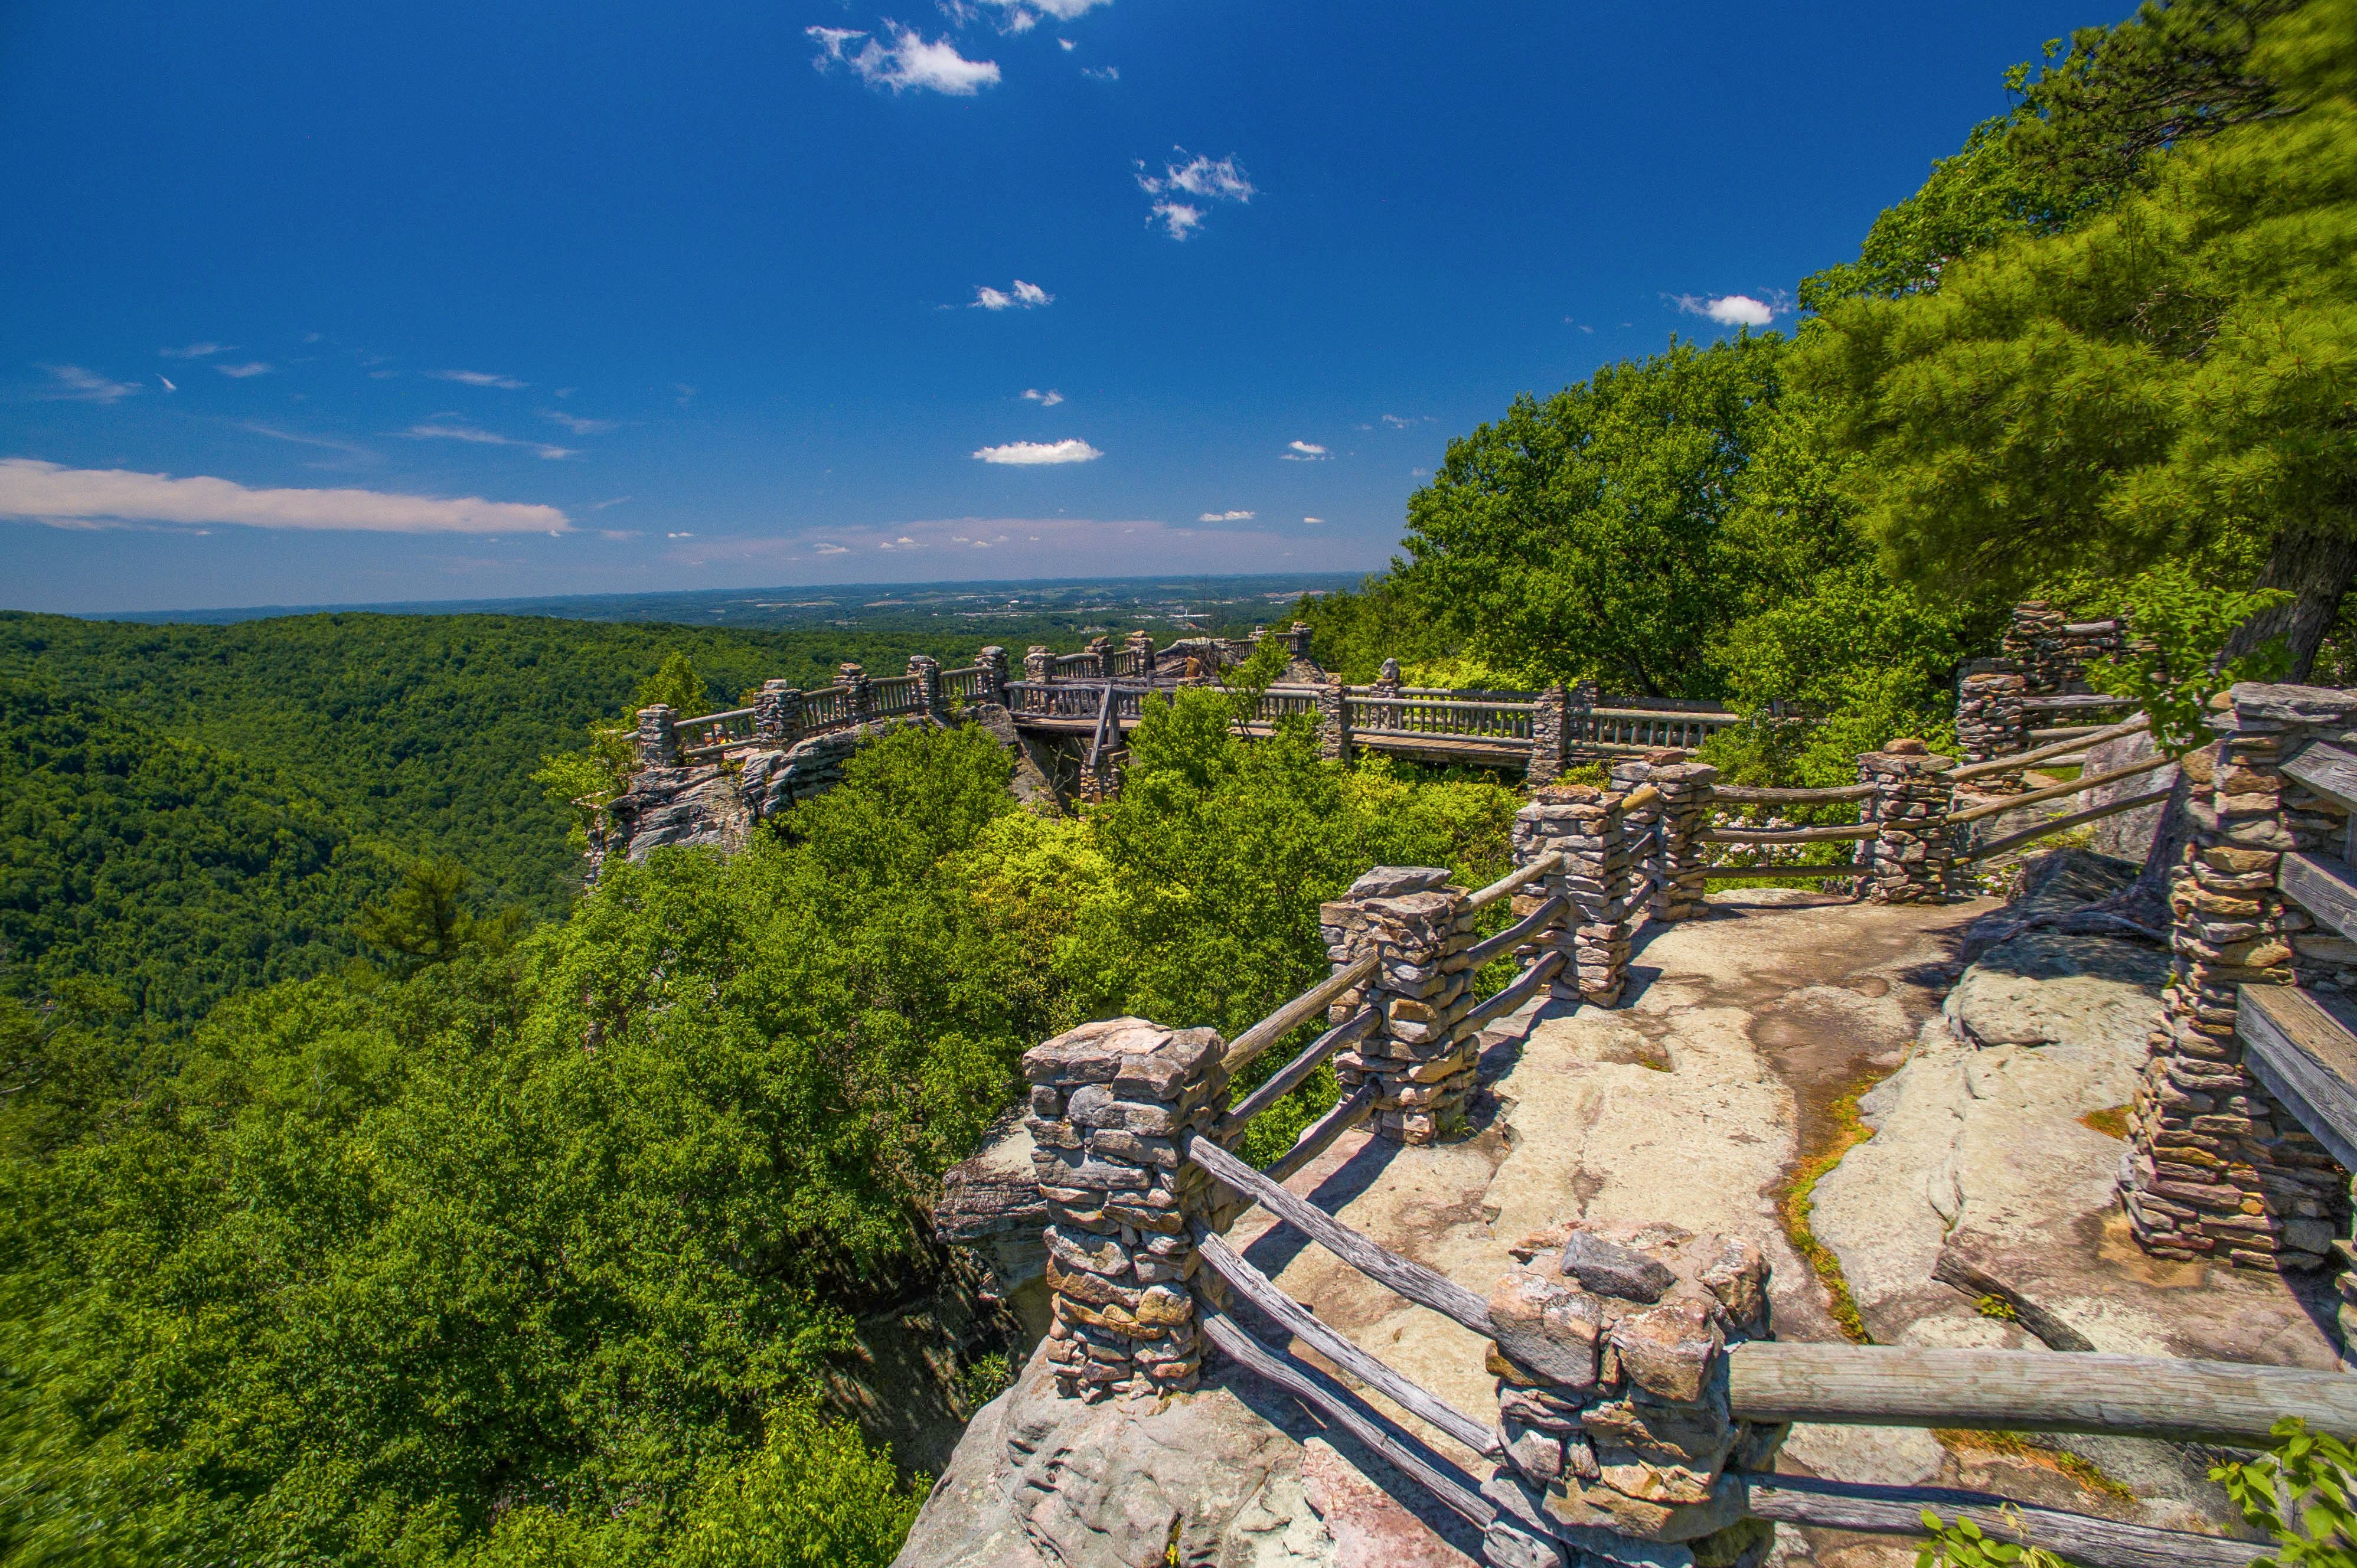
left=1025, top=1018, right=1228, bottom=1400
left=634, top=704, right=677, bottom=768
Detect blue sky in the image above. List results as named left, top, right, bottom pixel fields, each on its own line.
left=1, top=0, right=2098, bottom=613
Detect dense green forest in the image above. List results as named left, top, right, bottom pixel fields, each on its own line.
left=4, top=1, right=2354, bottom=1563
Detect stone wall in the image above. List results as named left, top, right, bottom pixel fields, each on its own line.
left=2123, top=683, right=2357, bottom=1272
left=1480, top=1221, right=1781, bottom=1568
left=2002, top=602, right=2126, bottom=697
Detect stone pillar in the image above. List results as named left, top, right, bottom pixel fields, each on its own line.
left=1648, top=762, right=1718, bottom=923
left=1513, top=788, right=1634, bottom=1007
left=1320, top=867, right=1482, bottom=1146
left=752, top=681, right=802, bottom=745
left=977, top=645, right=1010, bottom=706
left=1023, top=646, right=1052, bottom=712
left=2002, top=601, right=2069, bottom=696
left=1610, top=754, right=1670, bottom=910
left=1956, top=662, right=2029, bottom=792
left=1372, top=658, right=1403, bottom=731
left=1284, top=621, right=1314, bottom=664
left=907, top=653, right=942, bottom=717
left=1856, top=739, right=1953, bottom=904
left=1085, top=635, right=1116, bottom=680
left=1024, top=1017, right=1229, bottom=1400
left=1527, top=684, right=1568, bottom=787
left=2123, top=684, right=2357, bottom=1273
left=1317, top=676, right=1350, bottom=762
left=1480, top=1223, right=1780, bottom=1568
left=838, top=662, right=873, bottom=724
left=635, top=704, right=677, bottom=769
left=1125, top=631, right=1157, bottom=680
left=1568, top=680, right=1600, bottom=759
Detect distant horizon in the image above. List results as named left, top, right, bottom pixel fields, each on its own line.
left=44, top=569, right=1371, bottom=628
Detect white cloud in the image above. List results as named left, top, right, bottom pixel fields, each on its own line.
left=159, top=342, right=224, bottom=359
left=973, top=438, right=1101, bottom=465
left=1380, top=413, right=1434, bottom=429
left=430, top=368, right=527, bottom=388
left=1059, top=37, right=1076, bottom=51
left=406, top=423, right=578, bottom=460
left=813, top=541, right=850, bottom=554
left=1199, top=509, right=1254, bottom=522
left=1082, top=65, right=1117, bottom=80
left=542, top=409, right=618, bottom=435
left=1282, top=440, right=1328, bottom=460
left=240, top=422, right=374, bottom=459
left=808, top=24, right=999, bottom=94
left=216, top=361, right=273, bottom=378
left=878, top=534, right=922, bottom=550
left=0, top=458, right=569, bottom=534
left=667, top=531, right=694, bottom=538
left=972, top=279, right=1052, bottom=311
left=1673, top=293, right=1778, bottom=327
left=1137, top=149, right=1253, bottom=239
left=1021, top=388, right=1064, bottom=406
left=35, top=364, right=139, bottom=404
left=158, top=375, right=177, bottom=393
left=977, top=0, right=1113, bottom=22
left=1303, top=515, right=1324, bottom=523
left=1150, top=201, right=1203, bottom=240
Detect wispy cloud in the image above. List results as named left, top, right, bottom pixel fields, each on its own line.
left=34, top=365, right=139, bottom=404
left=240, top=422, right=375, bottom=459
left=1302, top=515, right=1324, bottom=523
left=1199, top=509, right=1254, bottom=522
left=158, top=376, right=177, bottom=393
left=541, top=409, right=618, bottom=435
left=1136, top=149, right=1253, bottom=240
left=406, top=423, right=577, bottom=460
left=667, top=531, right=694, bottom=538
left=0, top=458, right=569, bottom=534
left=1282, top=440, right=1328, bottom=461
left=813, top=542, right=851, bottom=554
left=159, top=342, right=224, bottom=360
left=429, top=368, right=528, bottom=389
left=972, top=279, right=1052, bottom=311
left=215, top=361, right=273, bottom=378
left=1380, top=414, right=1433, bottom=429
left=1021, top=388, right=1064, bottom=406
left=808, top=24, right=999, bottom=94
left=1082, top=64, right=1117, bottom=80
left=969, top=0, right=1113, bottom=31
left=879, top=534, right=922, bottom=550
left=974, top=438, right=1101, bottom=465
left=1672, top=292, right=1780, bottom=328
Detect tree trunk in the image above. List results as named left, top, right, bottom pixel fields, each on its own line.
left=2224, top=527, right=2357, bottom=681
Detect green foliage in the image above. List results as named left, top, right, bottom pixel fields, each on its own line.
left=0, top=678, right=386, bottom=1025
left=1287, top=576, right=1460, bottom=684
left=357, top=857, right=527, bottom=975
left=1796, top=0, right=2357, bottom=659
left=1399, top=335, right=1788, bottom=697
left=1912, top=1508, right=2073, bottom=1567
left=2212, top=1416, right=2357, bottom=1566
left=2082, top=563, right=2294, bottom=750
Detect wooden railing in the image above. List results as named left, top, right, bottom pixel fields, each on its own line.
left=1347, top=692, right=1534, bottom=740
left=942, top=665, right=988, bottom=701
left=802, top=684, right=850, bottom=730
left=675, top=707, right=755, bottom=759
left=1051, top=651, right=1101, bottom=678
left=1573, top=704, right=1738, bottom=752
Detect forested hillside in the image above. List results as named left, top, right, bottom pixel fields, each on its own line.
left=0, top=612, right=1017, bottom=915
left=4, top=1, right=2353, bottom=1563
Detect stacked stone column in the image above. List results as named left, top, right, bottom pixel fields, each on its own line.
left=1025, top=1017, right=1228, bottom=1400
left=1086, top=636, right=1117, bottom=680
left=838, top=662, right=873, bottom=723
left=1512, top=789, right=1634, bottom=1007
left=2123, top=685, right=2356, bottom=1272
left=1526, top=684, right=1568, bottom=786
left=1125, top=631, right=1157, bottom=680
left=1023, top=646, right=1052, bottom=711
left=1284, top=621, right=1314, bottom=664
left=1856, top=739, right=1953, bottom=904
left=635, top=704, right=677, bottom=769
left=977, top=645, right=1009, bottom=705
left=1317, top=676, right=1350, bottom=762
left=906, top=654, right=942, bottom=718
left=1646, top=762, right=1718, bottom=923
left=1372, top=658, right=1403, bottom=731
left=1480, top=1221, right=1781, bottom=1568
left=752, top=681, right=802, bottom=746
left=1320, top=868, right=1482, bottom=1145
left=1956, top=663, right=2030, bottom=791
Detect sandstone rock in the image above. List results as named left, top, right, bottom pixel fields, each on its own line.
left=1612, top=1298, right=1721, bottom=1404
left=1301, top=1438, right=1474, bottom=1567
left=1346, top=865, right=1455, bottom=899
left=1488, top=1270, right=1605, bottom=1387
left=1561, top=1231, right=1677, bottom=1302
